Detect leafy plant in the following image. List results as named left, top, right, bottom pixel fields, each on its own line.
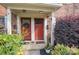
left=0, top=34, right=23, bottom=55
left=51, top=44, right=79, bottom=55
left=51, top=44, right=70, bottom=55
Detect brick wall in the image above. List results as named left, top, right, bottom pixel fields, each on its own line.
left=0, top=5, right=6, bottom=16
left=55, top=3, right=79, bottom=20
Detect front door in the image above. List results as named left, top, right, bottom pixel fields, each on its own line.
left=34, top=18, right=44, bottom=41
left=21, top=18, right=31, bottom=41
left=21, top=18, right=44, bottom=42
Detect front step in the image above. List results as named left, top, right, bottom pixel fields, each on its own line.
left=23, top=43, right=46, bottom=50
left=23, top=43, right=46, bottom=55
left=24, top=49, right=40, bottom=55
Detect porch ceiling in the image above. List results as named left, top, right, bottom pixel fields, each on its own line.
left=11, top=9, right=51, bottom=17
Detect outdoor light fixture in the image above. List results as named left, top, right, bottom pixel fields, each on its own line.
left=22, top=10, right=26, bottom=13
left=39, top=11, right=44, bottom=13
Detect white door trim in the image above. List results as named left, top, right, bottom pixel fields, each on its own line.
left=31, top=18, right=35, bottom=42
left=44, top=18, right=47, bottom=44
left=18, top=17, right=46, bottom=43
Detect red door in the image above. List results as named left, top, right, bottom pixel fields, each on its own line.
left=34, top=18, right=44, bottom=40
left=21, top=18, right=31, bottom=41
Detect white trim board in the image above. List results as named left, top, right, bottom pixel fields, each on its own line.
left=31, top=18, right=35, bottom=42
left=44, top=18, right=47, bottom=44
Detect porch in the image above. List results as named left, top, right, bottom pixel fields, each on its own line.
left=1, top=3, right=61, bottom=51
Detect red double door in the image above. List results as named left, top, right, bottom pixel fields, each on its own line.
left=21, top=18, right=44, bottom=41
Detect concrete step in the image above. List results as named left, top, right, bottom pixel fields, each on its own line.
left=24, top=50, right=40, bottom=55
left=23, top=43, right=46, bottom=55
left=23, top=43, right=46, bottom=50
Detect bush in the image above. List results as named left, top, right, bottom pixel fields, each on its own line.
left=51, top=44, right=70, bottom=55
left=0, top=34, right=23, bottom=55
left=51, top=44, right=79, bottom=55
left=54, top=18, right=79, bottom=48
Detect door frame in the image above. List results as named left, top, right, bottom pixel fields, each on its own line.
left=17, top=17, right=47, bottom=43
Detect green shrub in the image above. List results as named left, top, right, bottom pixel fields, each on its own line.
left=51, top=44, right=70, bottom=55
left=69, top=47, right=79, bottom=55
left=0, top=34, right=23, bottom=55
left=51, top=44, right=79, bottom=55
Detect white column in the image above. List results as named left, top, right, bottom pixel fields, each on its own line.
left=17, top=16, right=21, bottom=34
left=31, top=18, right=35, bottom=42
left=6, top=8, right=12, bottom=34
left=51, top=13, right=56, bottom=46
left=44, top=18, right=47, bottom=44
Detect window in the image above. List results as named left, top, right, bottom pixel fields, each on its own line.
left=0, top=17, right=6, bottom=34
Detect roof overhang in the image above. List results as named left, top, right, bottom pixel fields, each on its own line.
left=1, top=3, right=62, bottom=12
left=0, top=3, right=63, bottom=17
